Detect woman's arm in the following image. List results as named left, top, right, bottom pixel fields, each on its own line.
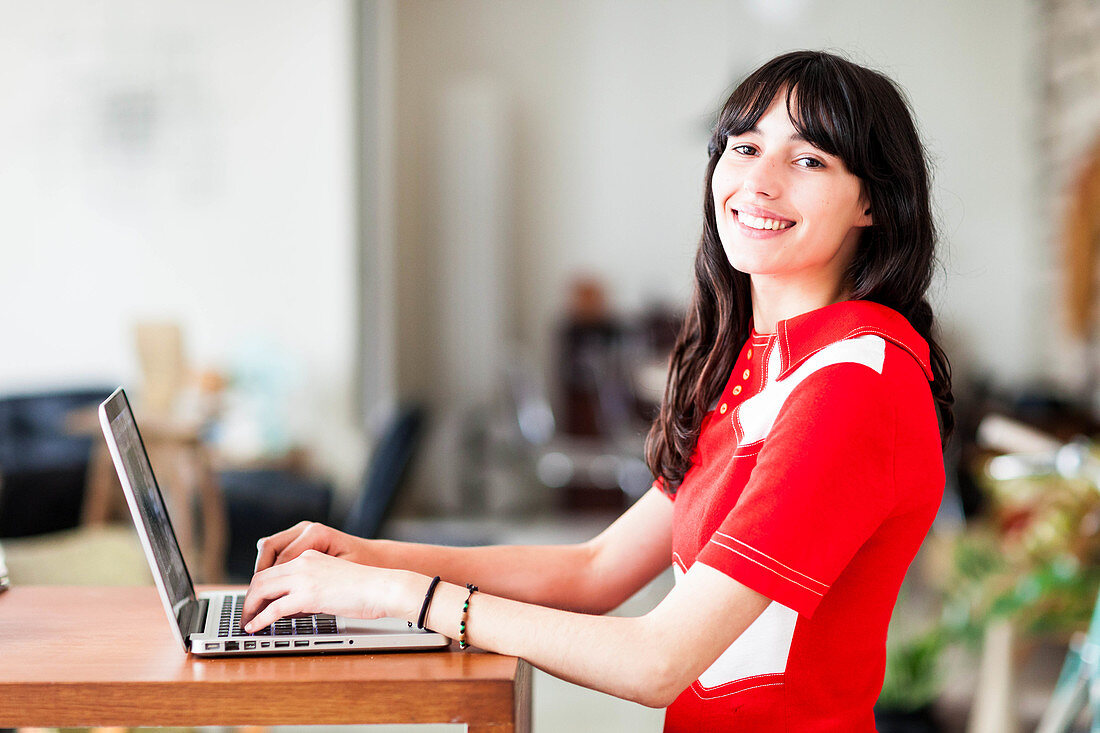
left=241, top=487, right=771, bottom=707
left=242, top=544, right=769, bottom=708
left=427, top=562, right=769, bottom=707
left=251, top=486, right=674, bottom=615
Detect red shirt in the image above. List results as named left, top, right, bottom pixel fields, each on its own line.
left=662, top=301, right=944, bottom=732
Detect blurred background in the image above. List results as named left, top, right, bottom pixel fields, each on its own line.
left=2, top=0, right=1100, bottom=731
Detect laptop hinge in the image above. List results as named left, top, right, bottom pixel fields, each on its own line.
left=178, top=597, right=209, bottom=641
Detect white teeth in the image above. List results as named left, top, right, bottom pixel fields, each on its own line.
left=736, top=210, right=792, bottom=231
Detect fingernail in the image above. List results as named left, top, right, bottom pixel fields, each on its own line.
left=244, top=623, right=252, bottom=633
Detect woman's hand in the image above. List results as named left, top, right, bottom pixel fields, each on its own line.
left=240, top=549, right=425, bottom=632
left=253, top=521, right=370, bottom=572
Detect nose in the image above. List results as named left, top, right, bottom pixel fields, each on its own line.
left=741, top=154, right=783, bottom=199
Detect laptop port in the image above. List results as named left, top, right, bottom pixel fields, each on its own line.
left=275, top=641, right=290, bottom=648
left=244, top=641, right=256, bottom=650
left=205, top=642, right=219, bottom=650
left=225, top=641, right=239, bottom=651
left=294, top=640, right=309, bottom=647
left=261, top=642, right=270, bottom=648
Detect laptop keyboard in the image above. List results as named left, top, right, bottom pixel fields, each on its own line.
left=217, top=594, right=338, bottom=638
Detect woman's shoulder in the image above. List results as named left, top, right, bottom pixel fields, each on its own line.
left=773, top=300, right=932, bottom=386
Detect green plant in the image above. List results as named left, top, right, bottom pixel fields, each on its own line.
left=878, top=627, right=947, bottom=712
left=878, top=452, right=1100, bottom=712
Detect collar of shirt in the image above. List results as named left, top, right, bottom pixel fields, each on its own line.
left=755, top=300, right=934, bottom=382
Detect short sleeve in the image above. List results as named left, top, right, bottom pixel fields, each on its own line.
left=695, top=363, right=897, bottom=618
left=654, top=476, right=673, bottom=500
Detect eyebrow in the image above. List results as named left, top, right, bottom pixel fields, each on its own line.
left=741, top=125, right=810, bottom=144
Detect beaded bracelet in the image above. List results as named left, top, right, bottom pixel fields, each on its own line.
left=458, top=583, right=478, bottom=649
left=412, top=575, right=442, bottom=630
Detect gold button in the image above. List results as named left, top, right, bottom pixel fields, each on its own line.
left=746, top=348, right=753, bottom=359
left=742, top=369, right=750, bottom=380
left=719, top=403, right=728, bottom=414
left=732, top=385, right=742, bottom=396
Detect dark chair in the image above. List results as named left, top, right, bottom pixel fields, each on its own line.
left=0, top=387, right=115, bottom=538
left=343, top=404, right=426, bottom=540
left=219, top=469, right=334, bottom=581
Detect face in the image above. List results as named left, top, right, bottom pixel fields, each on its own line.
left=712, top=94, right=871, bottom=295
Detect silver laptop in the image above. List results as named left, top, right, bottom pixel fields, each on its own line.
left=99, top=387, right=449, bottom=656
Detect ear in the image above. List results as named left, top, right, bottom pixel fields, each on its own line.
left=856, top=193, right=873, bottom=227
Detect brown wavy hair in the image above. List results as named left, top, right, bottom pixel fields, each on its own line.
left=645, top=50, right=954, bottom=494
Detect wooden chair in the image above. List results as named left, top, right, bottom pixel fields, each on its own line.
left=78, top=409, right=228, bottom=584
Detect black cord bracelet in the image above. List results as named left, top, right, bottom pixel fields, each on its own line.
left=415, top=575, right=442, bottom=630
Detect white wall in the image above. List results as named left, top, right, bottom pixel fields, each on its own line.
left=0, top=0, right=364, bottom=489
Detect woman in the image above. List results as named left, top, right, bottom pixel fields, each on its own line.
left=242, top=50, right=952, bottom=731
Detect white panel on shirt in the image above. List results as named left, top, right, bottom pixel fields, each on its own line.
left=675, top=562, right=798, bottom=688
left=737, top=334, right=887, bottom=444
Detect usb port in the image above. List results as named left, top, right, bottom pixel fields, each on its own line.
left=275, top=641, right=290, bottom=648
left=294, top=640, right=309, bottom=647
left=205, top=642, right=219, bottom=650
left=261, top=642, right=270, bottom=648
left=225, top=641, right=239, bottom=651
left=244, top=641, right=256, bottom=650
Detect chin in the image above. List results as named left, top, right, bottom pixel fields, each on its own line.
left=722, top=251, right=778, bottom=277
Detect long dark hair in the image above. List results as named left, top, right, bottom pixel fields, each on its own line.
left=645, top=50, right=954, bottom=494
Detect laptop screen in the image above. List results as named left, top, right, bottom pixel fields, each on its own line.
left=102, top=390, right=195, bottom=617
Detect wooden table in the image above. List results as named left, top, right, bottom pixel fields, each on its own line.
left=0, top=586, right=531, bottom=731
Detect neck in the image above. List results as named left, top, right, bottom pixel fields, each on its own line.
left=750, top=274, right=852, bottom=334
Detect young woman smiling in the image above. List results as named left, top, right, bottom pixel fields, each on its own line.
left=241, top=50, right=952, bottom=732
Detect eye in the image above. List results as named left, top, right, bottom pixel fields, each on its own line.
left=795, top=156, right=825, bottom=169
left=727, top=142, right=757, bottom=156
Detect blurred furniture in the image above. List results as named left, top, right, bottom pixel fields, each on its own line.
left=968, top=619, right=1020, bottom=733
left=218, top=404, right=427, bottom=579
left=79, top=408, right=229, bottom=584
left=1065, top=135, right=1100, bottom=401
left=1036, top=585, right=1100, bottom=732
left=0, top=525, right=150, bottom=586
left=343, top=403, right=426, bottom=540
left=0, top=387, right=114, bottom=538
left=219, top=468, right=333, bottom=581
left=0, top=586, right=532, bottom=732
left=538, top=280, right=680, bottom=511
left=134, top=320, right=189, bottom=414
left=500, top=350, right=653, bottom=510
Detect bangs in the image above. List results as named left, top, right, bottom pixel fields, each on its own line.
left=713, top=52, right=868, bottom=177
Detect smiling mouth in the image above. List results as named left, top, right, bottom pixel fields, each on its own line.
left=734, top=210, right=795, bottom=231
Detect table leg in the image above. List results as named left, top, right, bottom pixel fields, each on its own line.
left=466, top=658, right=533, bottom=733
left=514, top=658, right=532, bottom=733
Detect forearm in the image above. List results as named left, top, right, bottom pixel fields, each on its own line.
left=421, top=579, right=676, bottom=707
left=369, top=539, right=611, bottom=613
left=364, top=488, right=675, bottom=614
left=411, top=564, right=770, bottom=709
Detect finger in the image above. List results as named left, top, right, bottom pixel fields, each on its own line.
left=254, top=521, right=313, bottom=572
left=241, top=567, right=295, bottom=625
left=245, top=594, right=307, bottom=634
left=271, top=525, right=329, bottom=567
